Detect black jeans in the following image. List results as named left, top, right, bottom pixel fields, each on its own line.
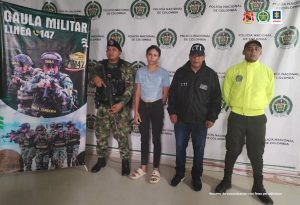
left=224, top=112, right=267, bottom=177
left=139, top=99, right=164, bottom=168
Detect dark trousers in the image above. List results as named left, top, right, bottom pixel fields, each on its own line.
left=224, top=112, right=267, bottom=178
left=138, top=99, right=164, bottom=168
left=174, top=121, right=208, bottom=179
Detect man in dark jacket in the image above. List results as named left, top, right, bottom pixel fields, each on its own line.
left=167, top=43, right=221, bottom=191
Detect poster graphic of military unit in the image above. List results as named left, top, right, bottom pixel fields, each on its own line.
left=0, top=2, right=90, bottom=173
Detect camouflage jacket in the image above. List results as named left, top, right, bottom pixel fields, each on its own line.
left=90, top=59, right=134, bottom=106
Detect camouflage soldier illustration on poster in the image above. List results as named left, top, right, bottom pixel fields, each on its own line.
left=22, top=52, right=77, bottom=118
left=18, top=123, right=36, bottom=171
left=65, top=121, right=80, bottom=167
left=8, top=54, right=41, bottom=114
left=34, top=125, right=51, bottom=170
left=52, top=123, right=67, bottom=168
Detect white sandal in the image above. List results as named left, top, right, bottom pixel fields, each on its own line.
left=129, top=168, right=146, bottom=180
left=149, top=169, right=160, bottom=184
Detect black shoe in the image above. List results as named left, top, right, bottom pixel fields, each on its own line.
left=121, top=159, right=130, bottom=176
left=171, top=175, right=185, bottom=187
left=91, top=158, right=106, bottom=173
left=215, top=180, right=232, bottom=193
left=252, top=187, right=274, bottom=205
left=192, top=178, right=202, bottom=191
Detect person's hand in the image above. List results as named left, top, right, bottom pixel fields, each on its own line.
left=205, top=120, right=214, bottom=128
left=37, top=79, right=48, bottom=88
left=134, top=113, right=142, bottom=125
left=110, top=102, right=123, bottom=114
left=11, top=76, right=19, bottom=84
left=93, top=76, right=106, bottom=88
left=170, top=114, right=177, bottom=124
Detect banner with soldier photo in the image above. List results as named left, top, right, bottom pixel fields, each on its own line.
left=0, top=1, right=90, bottom=173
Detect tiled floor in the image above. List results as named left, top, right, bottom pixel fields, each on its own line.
left=0, top=156, right=299, bottom=205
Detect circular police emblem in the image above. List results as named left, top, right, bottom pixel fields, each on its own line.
left=275, top=26, right=299, bottom=49
left=84, top=1, right=102, bottom=19
left=157, top=28, right=177, bottom=49
left=212, top=28, right=235, bottom=49
left=184, top=0, right=206, bottom=18
left=131, top=61, right=146, bottom=73
left=66, top=52, right=86, bottom=72
left=86, top=114, right=97, bottom=130
left=42, top=2, right=57, bottom=13
left=269, top=95, right=293, bottom=117
left=107, top=29, right=126, bottom=47
left=130, top=0, right=150, bottom=19
left=235, top=75, right=243, bottom=82
left=244, top=0, right=269, bottom=12
left=256, top=10, right=270, bottom=23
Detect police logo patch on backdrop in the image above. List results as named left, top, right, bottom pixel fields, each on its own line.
left=184, top=0, right=206, bottom=18
left=275, top=26, right=299, bottom=49
left=212, top=28, right=235, bottom=49
left=157, top=28, right=177, bottom=49
left=130, top=0, right=150, bottom=19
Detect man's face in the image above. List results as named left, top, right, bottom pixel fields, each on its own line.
left=43, top=64, right=59, bottom=75
left=106, top=46, right=121, bottom=63
left=243, top=43, right=262, bottom=62
left=189, top=54, right=205, bottom=70
left=19, top=64, right=31, bottom=73
left=21, top=127, right=28, bottom=133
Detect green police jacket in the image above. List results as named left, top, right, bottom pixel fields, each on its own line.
left=222, top=59, right=274, bottom=116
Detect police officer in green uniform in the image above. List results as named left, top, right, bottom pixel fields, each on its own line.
left=90, top=39, right=133, bottom=175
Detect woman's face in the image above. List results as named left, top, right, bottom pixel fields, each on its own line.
left=146, top=49, right=160, bottom=66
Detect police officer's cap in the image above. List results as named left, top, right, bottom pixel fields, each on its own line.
left=244, top=39, right=262, bottom=50
left=107, top=39, right=122, bottom=52
left=189, top=43, right=205, bottom=56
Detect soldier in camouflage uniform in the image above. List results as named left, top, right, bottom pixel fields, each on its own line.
left=22, top=52, right=75, bottom=117
left=48, top=122, right=56, bottom=168
left=65, top=121, right=80, bottom=167
left=90, top=39, right=134, bottom=175
left=8, top=129, right=24, bottom=171
left=18, top=123, right=36, bottom=171
left=8, top=54, right=40, bottom=114
left=52, top=123, right=67, bottom=168
left=34, top=125, right=51, bottom=170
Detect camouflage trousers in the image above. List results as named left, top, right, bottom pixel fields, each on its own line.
left=21, top=147, right=36, bottom=171
left=95, top=105, right=131, bottom=160
left=35, top=149, right=50, bottom=170
left=53, top=147, right=67, bottom=168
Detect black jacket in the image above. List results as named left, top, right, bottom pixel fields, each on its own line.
left=167, top=61, right=221, bottom=123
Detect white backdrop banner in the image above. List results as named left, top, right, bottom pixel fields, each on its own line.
left=5, top=0, right=300, bottom=177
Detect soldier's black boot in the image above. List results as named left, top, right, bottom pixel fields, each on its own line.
left=121, top=159, right=130, bottom=176
left=215, top=172, right=232, bottom=193
left=91, top=157, right=106, bottom=173
left=252, top=175, right=274, bottom=205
